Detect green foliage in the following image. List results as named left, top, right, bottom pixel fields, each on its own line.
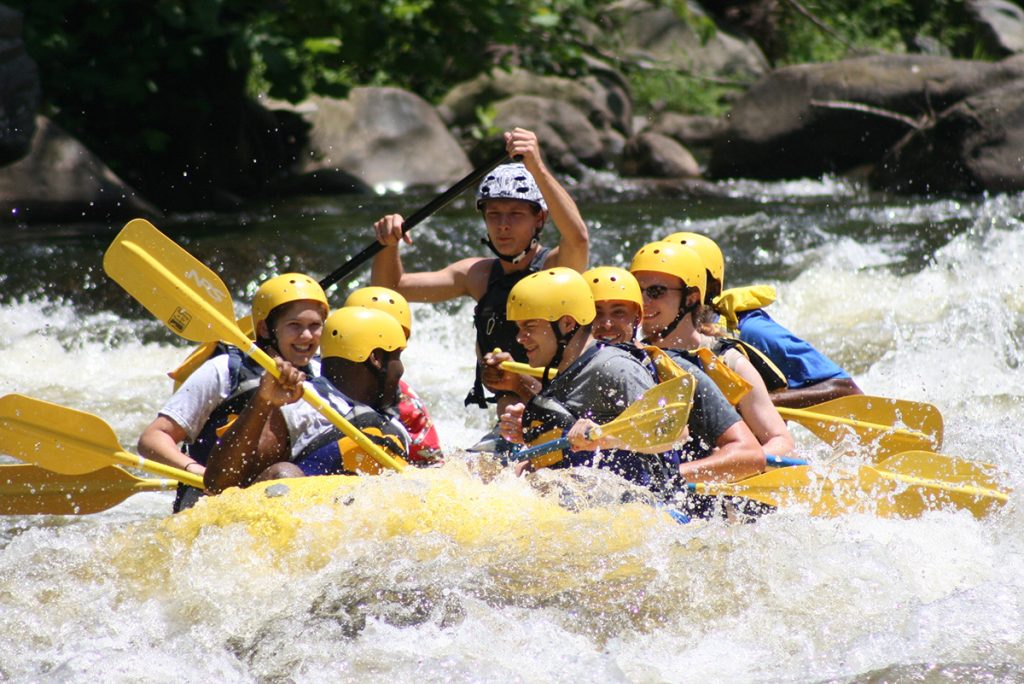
left=773, top=0, right=981, bottom=65
left=628, top=69, right=736, bottom=117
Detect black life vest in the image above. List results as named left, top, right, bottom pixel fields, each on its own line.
left=465, top=247, right=551, bottom=408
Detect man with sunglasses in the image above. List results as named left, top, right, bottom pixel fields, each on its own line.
left=493, top=267, right=683, bottom=491
left=582, top=264, right=768, bottom=486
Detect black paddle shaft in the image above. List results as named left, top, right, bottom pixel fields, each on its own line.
left=319, top=150, right=512, bottom=291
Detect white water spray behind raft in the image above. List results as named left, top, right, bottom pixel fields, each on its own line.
left=1, top=187, right=1024, bottom=681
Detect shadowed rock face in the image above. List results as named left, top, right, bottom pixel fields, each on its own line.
left=708, top=54, right=1024, bottom=182
left=0, top=116, right=159, bottom=224
left=0, top=4, right=40, bottom=166
left=873, top=79, right=1024, bottom=194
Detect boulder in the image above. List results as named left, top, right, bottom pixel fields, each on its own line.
left=872, top=79, right=1024, bottom=194
left=649, top=111, right=727, bottom=150
left=708, top=54, right=1024, bottom=180
left=0, top=4, right=39, bottom=165
left=439, top=65, right=632, bottom=137
left=968, top=0, right=1024, bottom=55
left=621, top=131, right=701, bottom=178
left=0, top=116, right=158, bottom=224
left=287, top=88, right=471, bottom=191
left=599, top=0, right=768, bottom=81
left=489, top=95, right=606, bottom=174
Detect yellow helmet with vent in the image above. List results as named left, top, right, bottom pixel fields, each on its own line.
left=507, top=267, right=596, bottom=325
left=662, top=231, right=725, bottom=285
left=250, top=273, right=329, bottom=332
left=582, top=266, right=643, bottom=309
left=629, top=241, right=707, bottom=303
left=344, top=286, right=411, bottom=338
left=321, top=306, right=407, bottom=363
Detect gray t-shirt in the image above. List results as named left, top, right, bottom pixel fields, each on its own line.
left=663, top=349, right=743, bottom=459
left=541, top=344, right=655, bottom=423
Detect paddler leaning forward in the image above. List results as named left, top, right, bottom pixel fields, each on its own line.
left=493, top=267, right=765, bottom=499
left=203, top=306, right=413, bottom=494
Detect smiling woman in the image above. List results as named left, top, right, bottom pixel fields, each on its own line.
left=136, top=271, right=330, bottom=511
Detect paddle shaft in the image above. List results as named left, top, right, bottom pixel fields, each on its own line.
left=318, top=151, right=511, bottom=291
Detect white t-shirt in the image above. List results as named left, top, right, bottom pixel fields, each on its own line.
left=280, top=387, right=353, bottom=458
left=159, top=355, right=237, bottom=443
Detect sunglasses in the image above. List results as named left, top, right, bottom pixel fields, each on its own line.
left=641, top=285, right=684, bottom=300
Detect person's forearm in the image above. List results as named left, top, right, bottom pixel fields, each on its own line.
left=138, top=429, right=194, bottom=470
left=679, top=443, right=765, bottom=483
left=770, top=378, right=863, bottom=409
left=204, top=398, right=277, bottom=494
left=370, top=245, right=404, bottom=289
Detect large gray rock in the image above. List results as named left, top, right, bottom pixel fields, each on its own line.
left=0, top=5, right=39, bottom=165
left=968, top=0, right=1024, bottom=55
left=621, top=131, right=700, bottom=178
left=600, top=0, right=768, bottom=81
left=709, top=54, right=1024, bottom=180
left=0, top=116, right=158, bottom=223
left=288, top=88, right=471, bottom=191
left=490, top=95, right=606, bottom=174
left=872, top=79, right=1024, bottom=194
left=439, top=66, right=632, bottom=137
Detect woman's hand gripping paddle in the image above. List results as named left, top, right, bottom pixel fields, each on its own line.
left=102, top=219, right=407, bottom=473
left=0, top=393, right=204, bottom=489
left=0, top=462, right=176, bottom=515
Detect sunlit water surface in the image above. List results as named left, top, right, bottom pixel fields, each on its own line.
left=2, top=178, right=1024, bottom=682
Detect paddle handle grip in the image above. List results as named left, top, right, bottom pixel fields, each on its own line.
left=319, top=151, right=511, bottom=291
left=508, top=436, right=570, bottom=462
left=766, top=454, right=807, bottom=468
left=500, top=360, right=553, bottom=379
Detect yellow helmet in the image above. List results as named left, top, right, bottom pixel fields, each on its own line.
left=344, top=286, right=411, bottom=338
left=250, top=273, right=329, bottom=332
left=629, top=241, right=707, bottom=304
left=662, top=231, right=725, bottom=284
left=583, top=266, right=643, bottom=309
left=507, top=267, right=596, bottom=325
left=321, top=306, right=407, bottom=363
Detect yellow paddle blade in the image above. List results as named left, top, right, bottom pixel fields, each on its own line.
left=591, top=373, right=696, bottom=452
left=0, top=464, right=175, bottom=515
left=103, top=218, right=243, bottom=346
left=104, top=219, right=406, bottom=473
left=778, top=395, right=943, bottom=457
left=876, top=450, right=1007, bottom=493
left=696, top=461, right=1008, bottom=519
left=0, top=394, right=205, bottom=488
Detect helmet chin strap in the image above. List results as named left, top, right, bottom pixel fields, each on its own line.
left=481, top=232, right=540, bottom=264
left=644, top=299, right=698, bottom=345
left=541, top=321, right=577, bottom=387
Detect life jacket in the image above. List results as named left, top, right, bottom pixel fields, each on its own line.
left=465, top=247, right=551, bottom=408
left=396, top=379, right=442, bottom=463
left=173, top=345, right=264, bottom=512
left=710, top=286, right=788, bottom=392
left=521, top=343, right=682, bottom=494
left=294, top=376, right=411, bottom=476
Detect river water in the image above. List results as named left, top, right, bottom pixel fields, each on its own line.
left=2, top=176, right=1024, bottom=682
